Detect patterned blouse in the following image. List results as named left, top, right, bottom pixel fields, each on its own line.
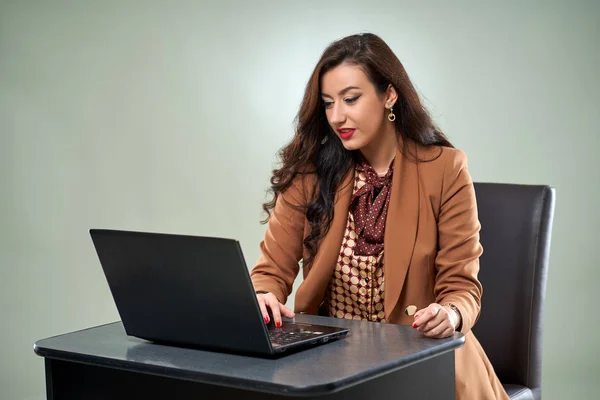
left=325, top=167, right=388, bottom=322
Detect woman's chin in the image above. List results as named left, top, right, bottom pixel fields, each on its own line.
left=340, top=139, right=363, bottom=151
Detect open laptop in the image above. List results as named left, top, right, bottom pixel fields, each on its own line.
left=89, top=229, right=349, bottom=356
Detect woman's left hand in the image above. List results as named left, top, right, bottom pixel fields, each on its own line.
left=412, top=303, right=459, bottom=339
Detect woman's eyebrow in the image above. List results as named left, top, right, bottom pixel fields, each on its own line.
left=321, top=86, right=361, bottom=98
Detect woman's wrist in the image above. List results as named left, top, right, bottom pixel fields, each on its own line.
left=442, top=303, right=462, bottom=331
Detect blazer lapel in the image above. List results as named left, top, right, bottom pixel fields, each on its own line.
left=294, top=167, right=354, bottom=314
left=383, top=145, right=420, bottom=319
left=294, top=143, right=421, bottom=318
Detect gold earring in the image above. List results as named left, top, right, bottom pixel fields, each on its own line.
left=387, top=104, right=396, bottom=122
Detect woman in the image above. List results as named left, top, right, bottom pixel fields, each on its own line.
left=250, top=33, right=508, bottom=400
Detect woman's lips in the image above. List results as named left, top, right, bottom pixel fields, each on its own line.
left=338, top=128, right=355, bottom=140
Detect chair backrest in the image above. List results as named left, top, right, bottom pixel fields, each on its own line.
left=472, top=183, right=555, bottom=399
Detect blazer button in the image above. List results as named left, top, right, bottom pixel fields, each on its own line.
left=405, top=305, right=417, bottom=316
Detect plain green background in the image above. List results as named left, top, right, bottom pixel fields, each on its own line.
left=1, top=1, right=598, bottom=399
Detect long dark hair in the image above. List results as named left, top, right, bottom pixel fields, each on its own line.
left=262, top=33, right=453, bottom=269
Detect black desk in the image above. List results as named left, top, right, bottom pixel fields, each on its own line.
left=34, top=314, right=464, bottom=399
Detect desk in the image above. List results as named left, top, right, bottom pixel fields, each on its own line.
left=34, top=314, right=464, bottom=399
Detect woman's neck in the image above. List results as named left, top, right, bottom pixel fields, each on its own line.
left=359, top=125, right=398, bottom=175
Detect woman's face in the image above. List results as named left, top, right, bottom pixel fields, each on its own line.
left=320, top=63, right=397, bottom=152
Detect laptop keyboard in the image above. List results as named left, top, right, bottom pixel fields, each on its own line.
left=268, top=329, right=317, bottom=345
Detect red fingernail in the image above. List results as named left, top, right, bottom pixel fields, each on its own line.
left=412, top=323, right=418, bottom=328
left=264, top=317, right=269, bottom=323
left=276, top=322, right=281, bottom=328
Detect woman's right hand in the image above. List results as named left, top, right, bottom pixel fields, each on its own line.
left=256, top=292, right=295, bottom=328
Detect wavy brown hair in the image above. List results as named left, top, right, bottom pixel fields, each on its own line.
left=262, top=33, right=453, bottom=269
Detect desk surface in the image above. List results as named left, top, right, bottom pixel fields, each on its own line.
left=34, top=314, right=463, bottom=396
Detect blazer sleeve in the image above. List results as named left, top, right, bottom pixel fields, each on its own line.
left=250, top=175, right=308, bottom=304
left=434, top=148, right=483, bottom=334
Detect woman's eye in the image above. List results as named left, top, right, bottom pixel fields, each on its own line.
left=323, top=101, right=333, bottom=108
left=344, top=96, right=359, bottom=104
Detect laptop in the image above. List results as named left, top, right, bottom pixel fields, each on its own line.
left=89, top=229, right=349, bottom=356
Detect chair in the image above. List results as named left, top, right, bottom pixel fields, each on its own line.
left=472, top=183, right=556, bottom=400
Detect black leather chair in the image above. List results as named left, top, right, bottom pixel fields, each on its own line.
left=472, top=183, right=556, bottom=400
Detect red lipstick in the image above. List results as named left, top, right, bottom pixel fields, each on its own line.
left=338, top=128, right=355, bottom=140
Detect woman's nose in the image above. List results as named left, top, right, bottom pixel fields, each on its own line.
left=330, top=103, right=346, bottom=125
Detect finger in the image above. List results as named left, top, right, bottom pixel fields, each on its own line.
left=256, top=295, right=270, bottom=324
left=279, top=303, right=295, bottom=319
left=413, top=309, right=424, bottom=322
left=424, top=325, right=454, bottom=339
left=412, top=309, right=428, bottom=328
left=413, top=304, right=438, bottom=328
left=414, top=303, right=438, bottom=324
left=419, top=308, right=446, bottom=333
left=441, top=327, right=455, bottom=338
left=421, top=305, right=456, bottom=333
left=423, top=322, right=445, bottom=337
left=265, top=294, right=283, bottom=328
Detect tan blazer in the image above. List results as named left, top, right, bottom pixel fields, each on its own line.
left=251, top=141, right=508, bottom=400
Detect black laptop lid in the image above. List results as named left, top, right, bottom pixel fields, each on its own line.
left=90, top=229, right=273, bottom=355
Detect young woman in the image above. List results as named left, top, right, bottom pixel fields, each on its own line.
left=251, top=33, right=508, bottom=400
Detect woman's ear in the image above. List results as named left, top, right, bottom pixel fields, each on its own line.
left=385, top=84, right=398, bottom=107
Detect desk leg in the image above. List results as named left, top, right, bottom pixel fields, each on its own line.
left=44, top=352, right=454, bottom=399
left=44, top=359, right=54, bottom=400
